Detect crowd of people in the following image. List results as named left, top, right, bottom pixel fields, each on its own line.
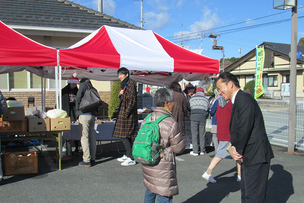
left=59, top=68, right=273, bottom=203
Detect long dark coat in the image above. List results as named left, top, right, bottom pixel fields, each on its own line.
left=62, top=84, right=78, bottom=122
left=112, top=79, right=138, bottom=138
left=171, top=90, right=188, bottom=136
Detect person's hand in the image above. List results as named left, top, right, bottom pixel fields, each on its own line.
left=119, top=89, right=124, bottom=95
left=231, top=146, right=243, bottom=162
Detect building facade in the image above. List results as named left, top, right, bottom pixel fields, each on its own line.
left=226, top=42, right=304, bottom=99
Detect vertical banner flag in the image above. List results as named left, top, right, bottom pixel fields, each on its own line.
left=254, top=46, right=265, bottom=99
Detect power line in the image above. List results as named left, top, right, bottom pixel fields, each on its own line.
left=172, top=15, right=304, bottom=43
left=165, top=7, right=304, bottom=41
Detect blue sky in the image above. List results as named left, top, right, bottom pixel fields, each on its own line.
left=71, top=0, right=304, bottom=61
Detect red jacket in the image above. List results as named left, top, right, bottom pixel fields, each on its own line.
left=215, top=101, right=232, bottom=141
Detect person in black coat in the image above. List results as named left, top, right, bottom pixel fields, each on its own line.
left=76, top=78, right=99, bottom=167
left=62, top=74, right=80, bottom=154
left=216, top=72, right=274, bottom=203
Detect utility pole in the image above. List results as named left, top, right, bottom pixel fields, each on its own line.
left=140, top=0, right=143, bottom=28
left=209, top=34, right=225, bottom=72
left=288, top=1, right=298, bottom=153
left=98, top=0, right=103, bottom=13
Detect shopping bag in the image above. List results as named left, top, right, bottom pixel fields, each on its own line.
left=79, top=88, right=102, bottom=113
left=205, top=118, right=212, bottom=133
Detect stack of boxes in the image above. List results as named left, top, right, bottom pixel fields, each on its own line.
left=1, top=105, right=70, bottom=175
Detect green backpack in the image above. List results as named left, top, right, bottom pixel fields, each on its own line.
left=132, top=113, right=170, bottom=165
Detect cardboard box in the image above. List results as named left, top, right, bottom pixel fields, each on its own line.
left=3, top=107, right=25, bottom=121
left=0, top=119, right=27, bottom=132
left=27, top=118, right=50, bottom=132
left=5, top=151, right=38, bottom=175
left=50, top=117, right=71, bottom=131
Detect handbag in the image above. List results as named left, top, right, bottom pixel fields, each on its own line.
left=205, top=118, right=212, bottom=133
left=79, top=87, right=102, bottom=113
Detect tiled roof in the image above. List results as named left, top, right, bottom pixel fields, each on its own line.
left=264, top=42, right=304, bottom=60
left=225, top=42, right=304, bottom=72
left=0, top=0, right=140, bottom=30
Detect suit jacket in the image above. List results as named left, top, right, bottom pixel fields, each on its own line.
left=230, top=90, right=274, bottom=167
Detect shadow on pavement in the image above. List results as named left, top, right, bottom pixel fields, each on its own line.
left=265, top=164, right=294, bottom=203
left=183, top=167, right=240, bottom=203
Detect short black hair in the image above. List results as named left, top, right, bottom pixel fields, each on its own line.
left=217, top=72, right=240, bottom=88
left=117, top=67, right=129, bottom=76
left=80, top=78, right=90, bottom=83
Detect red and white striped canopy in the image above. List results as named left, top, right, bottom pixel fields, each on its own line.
left=59, top=25, right=219, bottom=74
left=0, top=21, right=57, bottom=67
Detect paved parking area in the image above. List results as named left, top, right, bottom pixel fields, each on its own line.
left=0, top=141, right=303, bottom=203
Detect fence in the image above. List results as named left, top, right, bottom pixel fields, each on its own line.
left=258, top=97, right=304, bottom=151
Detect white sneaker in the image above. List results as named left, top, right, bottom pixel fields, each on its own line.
left=200, top=152, right=205, bottom=156
left=121, top=158, right=136, bottom=166
left=202, top=172, right=217, bottom=183
left=190, top=151, right=199, bottom=156
left=117, top=155, right=128, bottom=162
left=237, top=175, right=241, bottom=182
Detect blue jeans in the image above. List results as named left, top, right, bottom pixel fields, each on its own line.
left=144, top=188, right=172, bottom=203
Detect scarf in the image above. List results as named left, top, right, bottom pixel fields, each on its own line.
left=121, top=76, right=130, bottom=90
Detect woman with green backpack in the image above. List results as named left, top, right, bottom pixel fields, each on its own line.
left=140, top=88, right=186, bottom=203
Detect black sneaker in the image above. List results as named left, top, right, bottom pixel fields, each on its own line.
left=79, top=161, right=91, bottom=167
left=90, top=160, right=96, bottom=166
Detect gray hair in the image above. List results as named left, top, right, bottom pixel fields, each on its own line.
left=154, top=88, right=173, bottom=107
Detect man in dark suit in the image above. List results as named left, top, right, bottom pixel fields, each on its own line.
left=216, top=72, right=274, bottom=203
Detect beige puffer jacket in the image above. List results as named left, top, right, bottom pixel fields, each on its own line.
left=141, top=107, right=186, bottom=197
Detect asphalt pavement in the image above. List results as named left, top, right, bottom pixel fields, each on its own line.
left=0, top=141, right=303, bottom=203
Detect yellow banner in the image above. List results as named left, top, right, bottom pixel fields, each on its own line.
left=254, top=46, right=265, bottom=99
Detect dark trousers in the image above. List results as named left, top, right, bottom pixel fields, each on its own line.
left=122, top=138, right=134, bottom=160
left=241, top=161, right=271, bottom=203
left=190, top=120, right=206, bottom=153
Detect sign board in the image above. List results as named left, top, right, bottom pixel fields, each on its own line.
left=281, top=83, right=290, bottom=96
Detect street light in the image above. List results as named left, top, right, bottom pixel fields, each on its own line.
left=273, top=0, right=298, bottom=153
left=209, top=34, right=225, bottom=72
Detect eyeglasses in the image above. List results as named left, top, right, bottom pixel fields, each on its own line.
left=217, top=83, right=226, bottom=91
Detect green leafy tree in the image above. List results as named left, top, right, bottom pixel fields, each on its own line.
left=299, top=38, right=304, bottom=46
left=108, top=81, right=121, bottom=119
left=244, top=80, right=255, bottom=96
left=220, top=57, right=239, bottom=63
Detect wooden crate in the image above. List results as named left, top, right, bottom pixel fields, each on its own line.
left=5, top=151, right=38, bottom=175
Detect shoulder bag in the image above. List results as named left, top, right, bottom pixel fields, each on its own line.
left=79, top=87, right=102, bottom=113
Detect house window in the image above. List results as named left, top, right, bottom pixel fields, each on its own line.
left=9, top=70, right=27, bottom=89
left=30, top=73, right=43, bottom=88
left=268, top=75, right=278, bottom=87
left=283, top=75, right=290, bottom=83
left=0, top=74, right=8, bottom=90
left=245, top=75, right=254, bottom=84
left=49, top=78, right=66, bottom=90
left=7, top=71, right=67, bottom=91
